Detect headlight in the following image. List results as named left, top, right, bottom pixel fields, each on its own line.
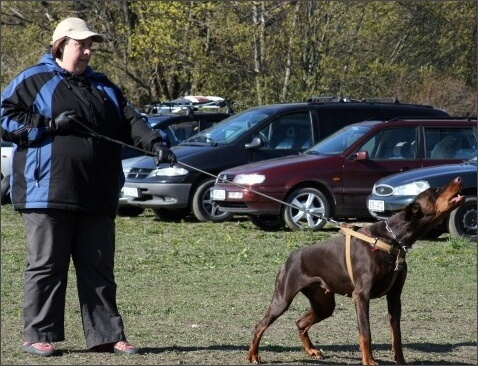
left=234, top=174, right=266, bottom=185
left=392, top=180, right=430, bottom=196
left=149, top=166, right=189, bottom=177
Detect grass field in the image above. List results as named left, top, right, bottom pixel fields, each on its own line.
left=1, top=205, right=476, bottom=365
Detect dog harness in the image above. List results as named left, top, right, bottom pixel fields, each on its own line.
left=341, top=227, right=406, bottom=296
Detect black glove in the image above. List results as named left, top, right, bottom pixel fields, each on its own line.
left=50, top=110, right=80, bottom=135
left=153, top=143, right=177, bottom=167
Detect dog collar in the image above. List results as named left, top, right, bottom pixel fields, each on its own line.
left=385, top=220, right=410, bottom=252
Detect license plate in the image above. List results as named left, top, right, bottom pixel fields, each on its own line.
left=211, top=189, right=226, bottom=201
left=368, top=199, right=384, bottom=212
left=123, top=186, right=141, bottom=198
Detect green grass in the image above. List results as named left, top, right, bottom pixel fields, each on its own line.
left=1, top=205, right=476, bottom=365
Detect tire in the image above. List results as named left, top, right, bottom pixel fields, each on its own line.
left=117, top=206, right=144, bottom=217
left=191, top=178, right=235, bottom=222
left=248, top=215, right=284, bottom=231
left=421, top=227, right=445, bottom=240
left=1, top=175, right=11, bottom=205
left=152, top=208, right=190, bottom=221
left=447, top=196, right=477, bottom=242
left=282, top=187, right=330, bottom=231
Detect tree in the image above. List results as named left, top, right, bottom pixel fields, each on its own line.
left=1, top=0, right=476, bottom=115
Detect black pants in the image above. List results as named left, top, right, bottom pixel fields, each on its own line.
left=20, top=209, right=126, bottom=348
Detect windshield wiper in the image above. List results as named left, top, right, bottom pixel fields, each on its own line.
left=304, top=150, right=322, bottom=155
left=180, top=135, right=218, bottom=146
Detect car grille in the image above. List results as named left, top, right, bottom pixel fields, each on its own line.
left=216, top=173, right=237, bottom=184
left=127, top=167, right=154, bottom=179
left=216, top=202, right=248, bottom=208
left=373, top=184, right=394, bottom=196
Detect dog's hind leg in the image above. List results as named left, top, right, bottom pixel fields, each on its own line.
left=296, top=286, right=336, bottom=359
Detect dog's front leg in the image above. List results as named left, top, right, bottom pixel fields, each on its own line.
left=353, top=292, right=377, bottom=365
left=296, top=309, right=325, bottom=359
left=387, top=287, right=406, bottom=364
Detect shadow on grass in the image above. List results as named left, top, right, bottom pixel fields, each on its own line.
left=70, top=341, right=475, bottom=364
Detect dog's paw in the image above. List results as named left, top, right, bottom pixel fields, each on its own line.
left=246, top=354, right=261, bottom=364
left=307, top=348, right=325, bottom=359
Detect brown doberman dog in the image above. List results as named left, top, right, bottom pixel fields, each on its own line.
left=246, top=177, right=465, bottom=365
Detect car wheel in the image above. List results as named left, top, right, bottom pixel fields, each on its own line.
left=282, top=187, right=330, bottom=231
left=248, top=215, right=284, bottom=231
left=1, top=175, right=11, bottom=205
left=421, top=227, right=445, bottom=240
left=447, top=196, right=477, bottom=241
left=191, top=178, right=235, bottom=222
left=152, top=208, right=190, bottom=221
left=117, top=206, right=144, bottom=217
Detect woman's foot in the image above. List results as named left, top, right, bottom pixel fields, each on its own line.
left=21, top=342, right=56, bottom=356
left=113, top=341, right=139, bottom=354
left=91, top=341, right=138, bottom=354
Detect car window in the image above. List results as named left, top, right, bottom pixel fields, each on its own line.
left=307, top=125, right=371, bottom=155
left=425, top=127, right=476, bottom=159
left=188, top=109, right=270, bottom=144
left=167, top=121, right=199, bottom=142
left=363, top=127, right=417, bottom=159
left=317, top=109, right=354, bottom=137
left=256, top=112, right=313, bottom=150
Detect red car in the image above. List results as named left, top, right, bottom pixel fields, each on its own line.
left=212, top=117, right=477, bottom=231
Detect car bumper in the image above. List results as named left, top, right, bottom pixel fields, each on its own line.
left=212, top=187, right=283, bottom=215
left=367, top=195, right=414, bottom=219
left=121, top=182, right=192, bottom=209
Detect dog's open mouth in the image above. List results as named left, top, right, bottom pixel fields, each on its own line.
left=449, top=177, right=465, bottom=205
left=450, top=192, right=465, bottom=205
left=437, top=177, right=465, bottom=214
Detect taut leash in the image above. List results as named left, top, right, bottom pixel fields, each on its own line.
left=70, top=117, right=344, bottom=227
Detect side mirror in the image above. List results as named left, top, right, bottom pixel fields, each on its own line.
left=245, top=136, right=263, bottom=149
left=355, top=151, right=369, bottom=160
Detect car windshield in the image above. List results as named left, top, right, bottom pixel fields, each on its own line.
left=146, top=115, right=172, bottom=127
left=305, top=125, right=371, bottom=155
left=182, top=109, right=271, bottom=145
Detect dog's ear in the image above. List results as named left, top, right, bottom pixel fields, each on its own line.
left=404, top=202, right=423, bottom=220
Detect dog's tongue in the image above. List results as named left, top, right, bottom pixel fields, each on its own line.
left=450, top=194, right=464, bottom=204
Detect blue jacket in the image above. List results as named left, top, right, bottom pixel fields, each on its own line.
left=1, top=54, right=162, bottom=216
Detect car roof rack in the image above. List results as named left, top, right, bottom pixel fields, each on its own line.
left=386, top=115, right=477, bottom=122
left=306, top=96, right=401, bottom=104
left=144, top=96, right=234, bottom=115
left=359, top=97, right=400, bottom=104
left=306, top=96, right=359, bottom=103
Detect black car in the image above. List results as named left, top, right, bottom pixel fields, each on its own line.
left=118, top=108, right=233, bottom=216
left=121, top=97, right=449, bottom=222
left=121, top=108, right=233, bottom=160
left=367, top=157, right=477, bottom=241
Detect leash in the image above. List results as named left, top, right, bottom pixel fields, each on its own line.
left=69, top=117, right=345, bottom=226
left=340, top=226, right=406, bottom=296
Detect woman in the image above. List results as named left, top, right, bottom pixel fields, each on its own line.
left=1, top=17, right=175, bottom=356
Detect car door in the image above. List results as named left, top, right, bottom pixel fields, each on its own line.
left=247, top=111, right=315, bottom=162
left=339, top=126, right=421, bottom=217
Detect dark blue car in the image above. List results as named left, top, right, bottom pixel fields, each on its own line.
left=367, top=157, right=477, bottom=240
